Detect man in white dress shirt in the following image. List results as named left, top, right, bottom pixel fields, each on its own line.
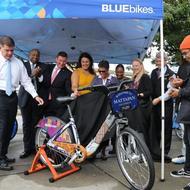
left=0, top=36, right=44, bottom=171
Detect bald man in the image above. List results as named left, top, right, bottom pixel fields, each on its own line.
left=18, top=49, right=45, bottom=159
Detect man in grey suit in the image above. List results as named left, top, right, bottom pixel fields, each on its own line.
left=18, top=49, right=44, bottom=159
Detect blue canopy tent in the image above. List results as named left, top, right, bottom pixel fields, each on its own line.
left=0, top=18, right=159, bottom=64
left=0, top=0, right=166, bottom=179
left=0, top=0, right=162, bottom=64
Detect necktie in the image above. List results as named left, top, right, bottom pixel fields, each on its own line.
left=5, top=60, right=12, bottom=96
left=49, top=67, right=60, bottom=100
left=31, top=64, right=37, bottom=90
left=51, top=67, right=59, bottom=84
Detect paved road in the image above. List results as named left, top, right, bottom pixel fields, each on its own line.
left=0, top=115, right=188, bottom=190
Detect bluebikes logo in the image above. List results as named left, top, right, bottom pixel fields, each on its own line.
left=0, top=0, right=162, bottom=19
left=110, top=90, right=138, bottom=114
left=102, top=4, right=154, bottom=14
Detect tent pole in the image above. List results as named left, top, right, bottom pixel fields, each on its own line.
left=160, top=19, right=165, bottom=181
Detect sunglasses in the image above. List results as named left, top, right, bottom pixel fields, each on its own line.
left=98, top=70, right=106, bottom=73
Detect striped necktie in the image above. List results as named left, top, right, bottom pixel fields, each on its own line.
left=5, top=60, right=12, bottom=96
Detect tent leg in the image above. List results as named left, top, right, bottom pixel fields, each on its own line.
left=160, top=19, right=165, bottom=181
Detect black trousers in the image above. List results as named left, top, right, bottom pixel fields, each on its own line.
left=0, top=91, right=17, bottom=159
left=138, top=104, right=152, bottom=148
left=184, top=124, right=190, bottom=171
left=150, top=102, right=173, bottom=157
left=20, top=96, right=40, bottom=152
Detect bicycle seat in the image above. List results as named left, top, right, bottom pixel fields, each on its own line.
left=56, top=96, right=76, bottom=104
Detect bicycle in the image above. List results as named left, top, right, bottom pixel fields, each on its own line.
left=30, top=80, right=155, bottom=190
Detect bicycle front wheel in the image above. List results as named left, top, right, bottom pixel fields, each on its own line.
left=116, top=127, right=155, bottom=190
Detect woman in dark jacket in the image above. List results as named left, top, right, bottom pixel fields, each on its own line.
left=130, top=58, right=152, bottom=146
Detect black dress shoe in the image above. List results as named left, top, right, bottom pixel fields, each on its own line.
left=0, top=160, right=13, bottom=171
left=4, top=156, right=16, bottom=163
left=164, top=155, right=171, bottom=163
left=19, top=151, right=32, bottom=159
left=153, top=155, right=171, bottom=163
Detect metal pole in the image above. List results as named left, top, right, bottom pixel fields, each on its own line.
left=160, top=19, right=165, bottom=181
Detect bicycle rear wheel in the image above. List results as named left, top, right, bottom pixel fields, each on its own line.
left=35, top=127, right=68, bottom=168
left=35, top=117, right=73, bottom=168
left=116, top=127, right=155, bottom=190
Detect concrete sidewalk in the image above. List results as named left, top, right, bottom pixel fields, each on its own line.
left=0, top=115, right=188, bottom=190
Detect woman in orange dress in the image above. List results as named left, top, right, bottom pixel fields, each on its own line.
left=71, top=52, right=95, bottom=96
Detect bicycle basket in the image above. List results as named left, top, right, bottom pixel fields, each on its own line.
left=109, top=89, right=138, bottom=115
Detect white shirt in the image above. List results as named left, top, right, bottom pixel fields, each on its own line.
left=98, top=74, right=113, bottom=86
left=159, top=66, right=176, bottom=101
left=0, top=52, right=38, bottom=98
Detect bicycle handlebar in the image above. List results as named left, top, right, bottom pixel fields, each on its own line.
left=118, top=79, right=133, bottom=89
left=77, top=79, right=133, bottom=94
left=78, top=85, right=110, bottom=94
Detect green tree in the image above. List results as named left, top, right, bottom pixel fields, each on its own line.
left=156, top=0, right=190, bottom=62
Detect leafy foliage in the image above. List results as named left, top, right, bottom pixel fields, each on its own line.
left=155, top=0, right=190, bottom=62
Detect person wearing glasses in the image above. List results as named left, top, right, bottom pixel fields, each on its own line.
left=91, top=60, right=119, bottom=159
left=92, top=60, right=119, bottom=87
left=170, top=35, right=190, bottom=190
left=71, top=52, right=95, bottom=96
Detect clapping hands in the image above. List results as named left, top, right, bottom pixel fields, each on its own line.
left=31, top=66, right=41, bottom=77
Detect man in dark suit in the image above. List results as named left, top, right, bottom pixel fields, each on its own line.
left=150, top=52, right=175, bottom=163
left=18, top=49, right=44, bottom=159
left=40, top=51, right=72, bottom=117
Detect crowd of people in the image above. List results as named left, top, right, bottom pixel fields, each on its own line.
left=0, top=34, right=190, bottom=190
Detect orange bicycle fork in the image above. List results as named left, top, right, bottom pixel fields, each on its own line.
left=24, top=145, right=80, bottom=183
